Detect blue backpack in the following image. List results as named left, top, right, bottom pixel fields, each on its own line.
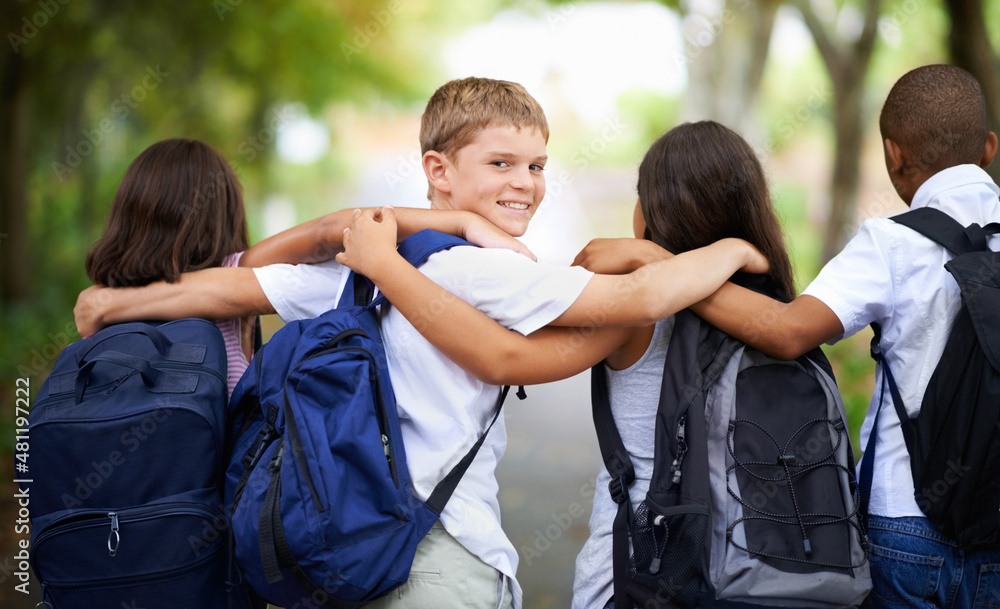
left=27, top=320, right=256, bottom=609
left=226, top=230, right=513, bottom=607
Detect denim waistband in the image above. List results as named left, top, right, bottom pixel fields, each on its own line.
left=865, top=514, right=958, bottom=548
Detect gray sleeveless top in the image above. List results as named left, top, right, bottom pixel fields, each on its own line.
left=571, top=317, right=675, bottom=609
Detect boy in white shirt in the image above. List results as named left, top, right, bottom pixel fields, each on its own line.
left=75, top=77, right=765, bottom=608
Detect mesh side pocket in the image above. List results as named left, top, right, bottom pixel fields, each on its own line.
left=628, top=501, right=706, bottom=608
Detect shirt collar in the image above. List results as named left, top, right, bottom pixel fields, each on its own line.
left=909, top=164, right=1000, bottom=211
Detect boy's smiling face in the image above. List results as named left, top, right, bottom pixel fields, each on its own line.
left=430, top=124, right=547, bottom=237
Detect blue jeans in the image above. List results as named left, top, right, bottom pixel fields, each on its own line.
left=862, top=516, right=1000, bottom=608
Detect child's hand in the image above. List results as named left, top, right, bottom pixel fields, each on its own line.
left=572, top=238, right=672, bottom=274
left=736, top=239, right=769, bottom=274
left=336, top=205, right=401, bottom=279
left=461, top=215, right=536, bottom=261
left=75, top=285, right=111, bottom=338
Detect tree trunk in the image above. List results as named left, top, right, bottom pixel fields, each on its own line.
left=680, top=0, right=778, bottom=136
left=944, top=0, right=1000, bottom=184
left=795, top=0, right=882, bottom=264
left=0, top=46, right=33, bottom=305
left=823, top=75, right=866, bottom=262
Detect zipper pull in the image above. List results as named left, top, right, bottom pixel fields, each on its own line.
left=670, top=416, right=688, bottom=486
left=107, top=512, right=120, bottom=557
left=382, top=434, right=392, bottom=466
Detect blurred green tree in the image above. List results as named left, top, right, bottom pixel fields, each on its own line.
left=944, top=0, right=1000, bottom=184
left=793, top=0, right=883, bottom=263
left=0, top=0, right=426, bottom=305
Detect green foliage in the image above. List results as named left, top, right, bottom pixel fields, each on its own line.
left=615, top=87, right=682, bottom=150
left=1, top=0, right=436, bottom=439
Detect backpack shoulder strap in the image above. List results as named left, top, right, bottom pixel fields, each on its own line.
left=591, top=363, right=635, bottom=493
left=891, top=207, right=1000, bottom=255
left=337, top=229, right=473, bottom=309
left=395, top=229, right=473, bottom=266
left=591, top=360, right=636, bottom=609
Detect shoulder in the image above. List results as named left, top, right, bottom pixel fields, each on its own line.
left=423, top=246, right=592, bottom=287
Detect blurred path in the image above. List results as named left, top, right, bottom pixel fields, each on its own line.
left=496, top=373, right=603, bottom=608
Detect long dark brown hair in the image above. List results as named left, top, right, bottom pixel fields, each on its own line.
left=637, top=121, right=795, bottom=302
left=86, top=138, right=248, bottom=287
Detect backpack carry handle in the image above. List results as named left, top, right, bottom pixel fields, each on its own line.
left=75, top=322, right=208, bottom=366
left=75, top=351, right=163, bottom=404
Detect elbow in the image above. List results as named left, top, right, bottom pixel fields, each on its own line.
left=471, top=349, right=521, bottom=386
left=761, top=328, right=814, bottom=361
left=464, top=340, right=528, bottom=386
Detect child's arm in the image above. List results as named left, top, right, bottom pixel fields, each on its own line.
left=574, top=237, right=844, bottom=360
left=336, top=207, right=768, bottom=384
left=334, top=207, right=634, bottom=385
left=551, top=238, right=768, bottom=328
left=240, top=206, right=535, bottom=267
left=689, top=288, right=843, bottom=360
left=75, top=207, right=533, bottom=337
left=75, top=267, right=274, bottom=337
left=572, top=237, right=672, bottom=274
left=338, top=207, right=767, bottom=331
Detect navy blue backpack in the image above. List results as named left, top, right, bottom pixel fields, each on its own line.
left=226, top=229, right=513, bottom=607
left=27, top=319, right=256, bottom=608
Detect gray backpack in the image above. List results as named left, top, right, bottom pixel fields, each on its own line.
left=592, top=309, right=871, bottom=608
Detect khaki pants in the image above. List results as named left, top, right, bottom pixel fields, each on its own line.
left=363, top=522, right=514, bottom=609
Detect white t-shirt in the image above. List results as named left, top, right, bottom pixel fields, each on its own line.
left=802, top=164, right=1000, bottom=518
left=254, top=246, right=594, bottom=608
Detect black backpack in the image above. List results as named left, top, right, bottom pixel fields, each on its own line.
left=593, top=308, right=870, bottom=609
left=865, top=206, right=1000, bottom=550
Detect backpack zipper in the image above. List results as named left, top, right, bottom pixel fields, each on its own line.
left=670, top=415, right=688, bottom=486
left=107, top=512, right=120, bottom=556
left=33, top=501, right=223, bottom=570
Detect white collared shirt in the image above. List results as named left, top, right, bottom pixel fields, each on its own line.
left=254, top=246, right=594, bottom=608
left=802, top=164, right=1000, bottom=517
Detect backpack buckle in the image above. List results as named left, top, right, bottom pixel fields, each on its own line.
left=608, top=474, right=629, bottom=505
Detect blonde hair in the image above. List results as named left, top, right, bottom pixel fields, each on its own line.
left=420, top=77, right=549, bottom=160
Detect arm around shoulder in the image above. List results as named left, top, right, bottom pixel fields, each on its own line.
left=692, top=289, right=843, bottom=360
left=75, top=267, right=274, bottom=336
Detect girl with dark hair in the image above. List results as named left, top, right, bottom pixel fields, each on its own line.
left=332, top=121, right=792, bottom=609
left=86, top=138, right=256, bottom=395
